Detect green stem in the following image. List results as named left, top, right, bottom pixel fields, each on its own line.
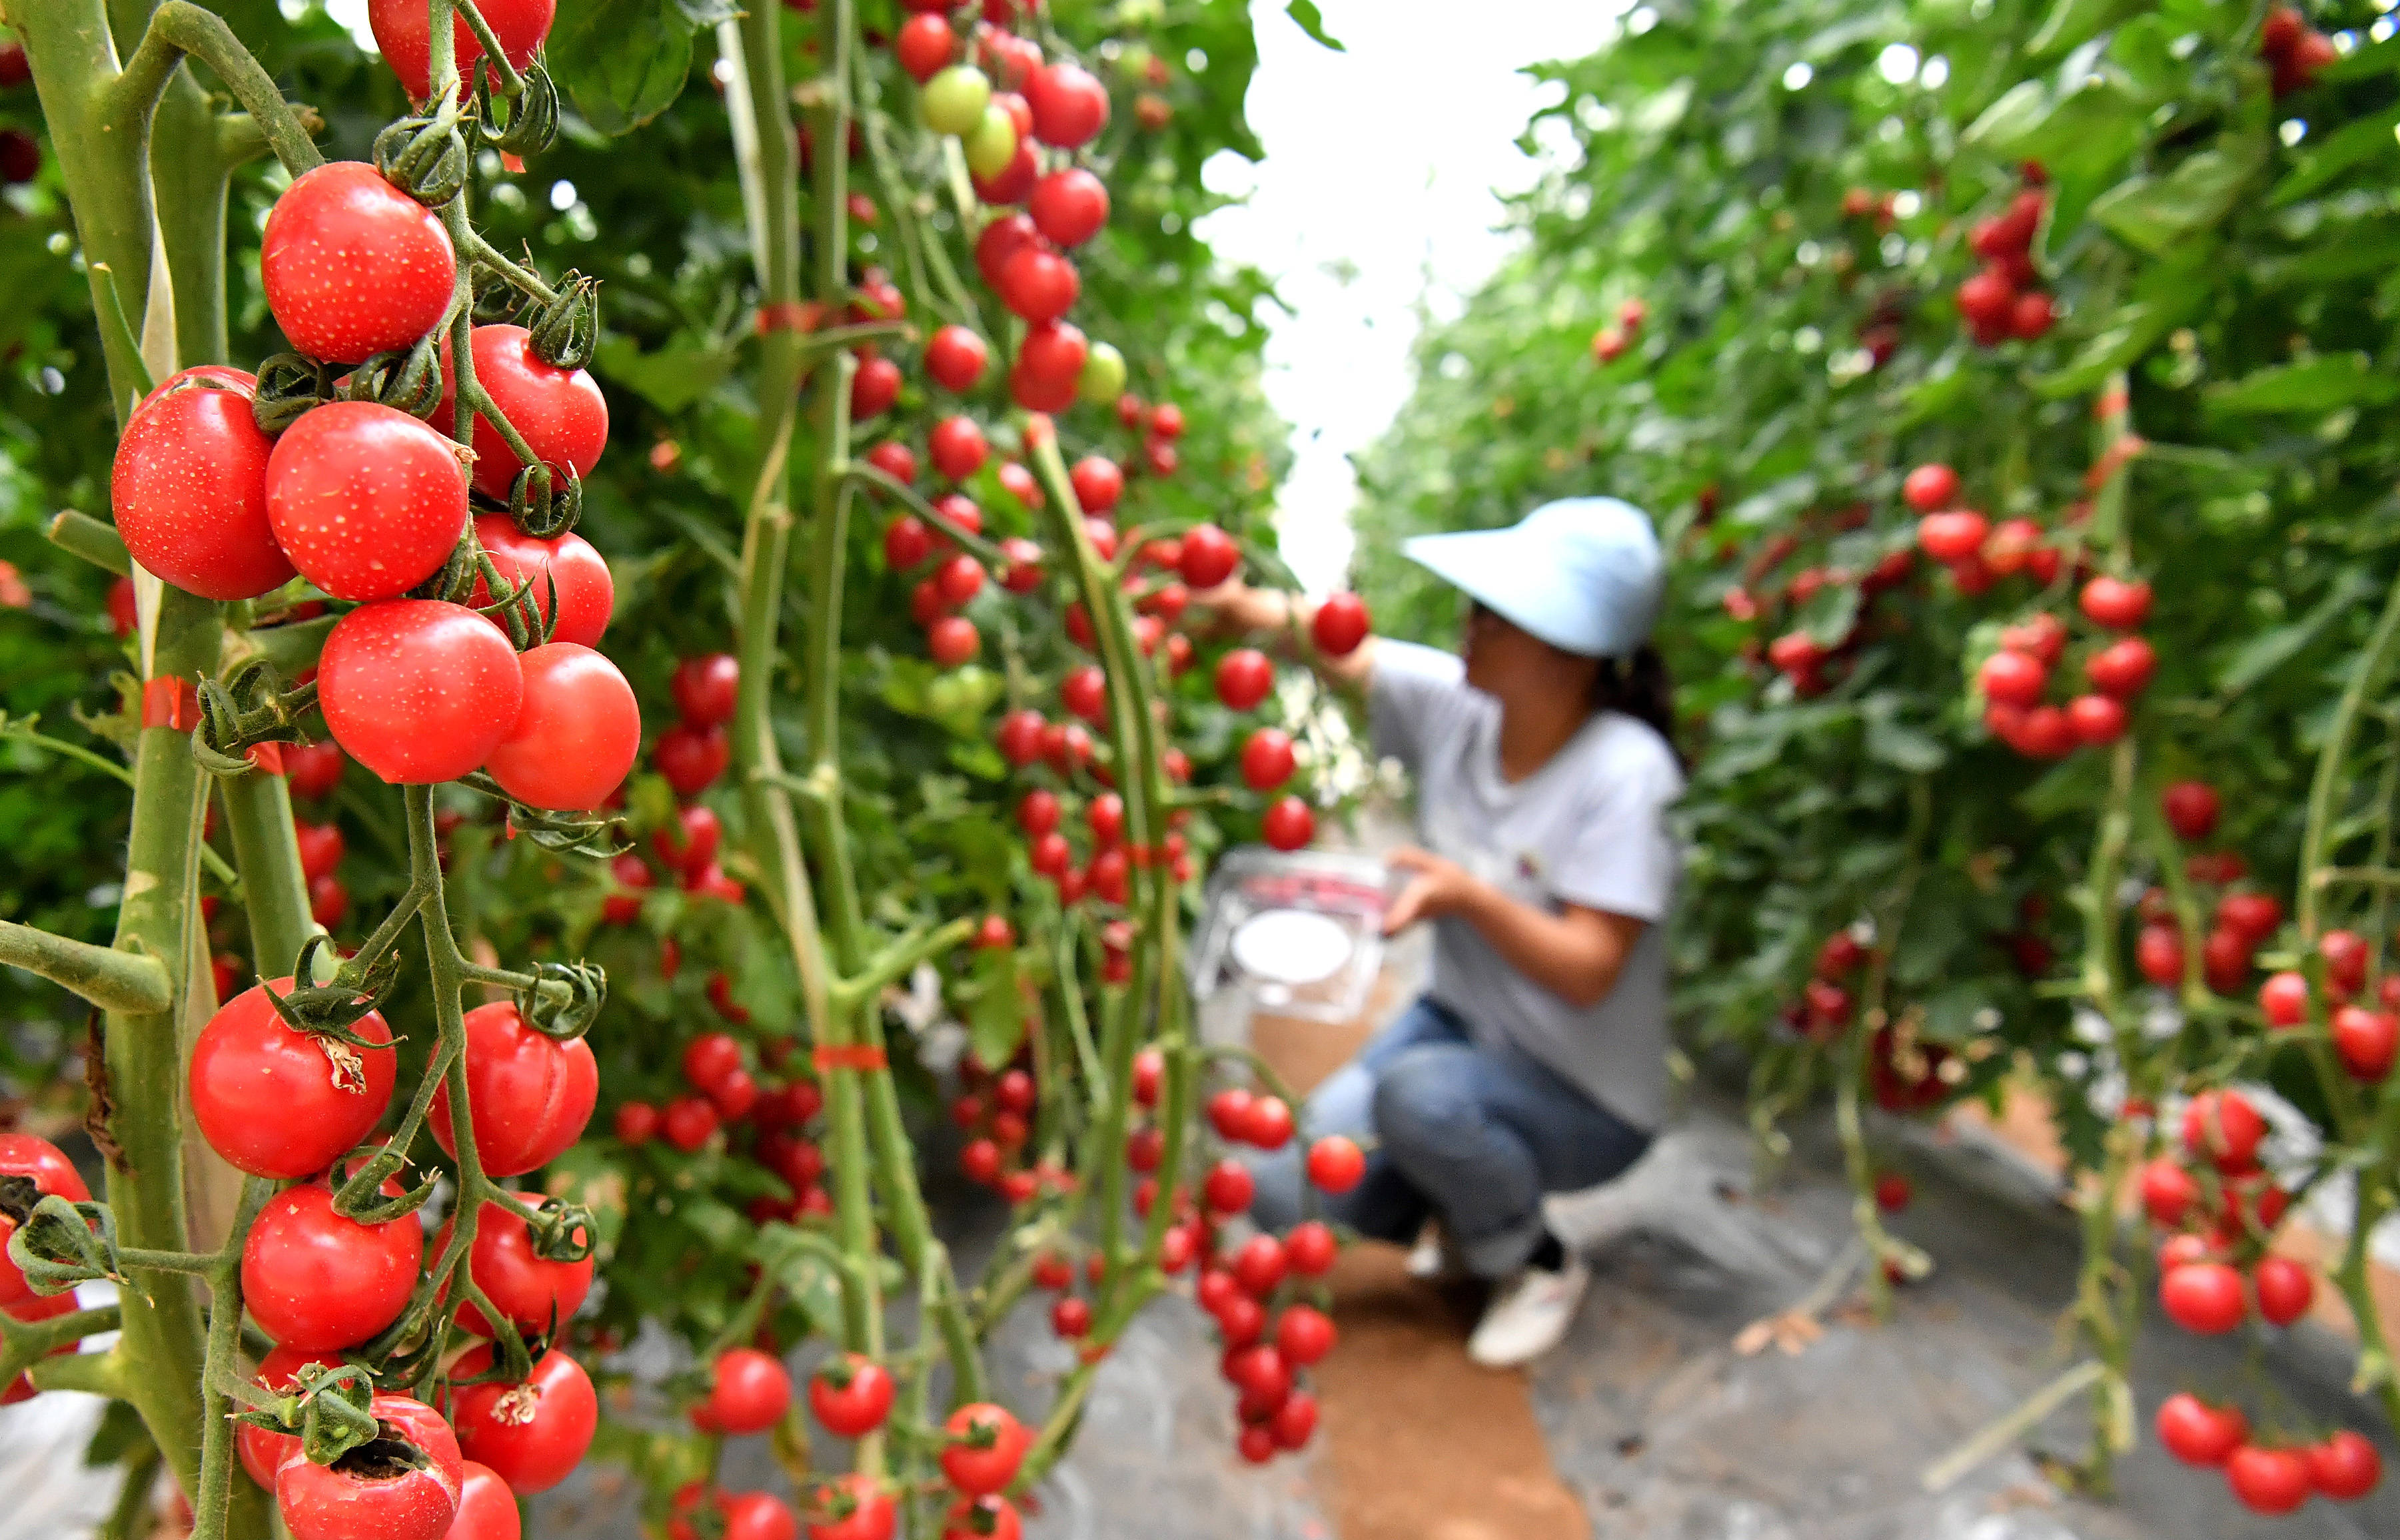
left=0, top=921, right=173, bottom=1012
left=47, top=510, right=133, bottom=575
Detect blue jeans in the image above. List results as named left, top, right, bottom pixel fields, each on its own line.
left=1247, top=996, right=1654, bottom=1278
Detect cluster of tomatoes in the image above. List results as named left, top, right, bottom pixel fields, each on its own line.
left=1891, top=460, right=2153, bottom=758
left=1952, top=165, right=2054, bottom=348
left=109, top=152, right=636, bottom=813
left=1743, top=520, right=1918, bottom=695
left=181, top=981, right=603, bottom=1533
left=1, top=1131, right=93, bottom=1404
left=2139, top=1089, right=2384, bottom=1511
left=1777, top=929, right=1963, bottom=1118
left=2261, top=6, right=2339, bottom=97
left=1586, top=296, right=1648, bottom=366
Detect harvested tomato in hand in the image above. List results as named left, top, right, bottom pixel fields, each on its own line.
left=429, top=1000, right=598, bottom=1177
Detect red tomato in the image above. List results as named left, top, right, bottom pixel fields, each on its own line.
left=924, top=326, right=989, bottom=393
left=267, top=402, right=468, bottom=601
left=438, top=1200, right=594, bottom=1338
left=807, top=1353, right=896, bottom=1438
left=190, top=979, right=396, bottom=1179
left=484, top=644, right=640, bottom=810
left=235, top=1344, right=342, bottom=1488
left=262, top=163, right=456, bottom=363
left=1285, top=1220, right=1337, bottom=1277
left=722, top=1491, right=800, bottom=1540
left=997, top=246, right=1079, bottom=324
left=2161, top=780, right=2219, bottom=841
left=448, top=1461, right=523, bottom=1540
left=2225, top=1444, right=2313, bottom=1515
left=0, top=1134, right=90, bottom=1308
left=2258, top=970, right=2309, bottom=1028
left=862, top=443, right=917, bottom=490
left=671, top=654, right=740, bottom=726
left=295, top=820, right=345, bottom=883
left=939, top=1403, right=1030, bottom=1496
left=243, top=1184, right=423, bottom=1350
left=275, top=1392, right=462, bottom=1540
left=895, top=13, right=954, bottom=81
left=318, top=601, right=523, bottom=784
left=2333, top=1005, right=2398, bottom=1081
left=927, top=615, right=981, bottom=667
left=1917, top=511, right=1988, bottom=564
left=1028, top=167, right=1109, bottom=246
left=807, top=1475, right=895, bottom=1540
left=663, top=1095, right=719, bottom=1152
left=448, top=1346, right=597, bottom=1494
left=2137, top=1156, right=2198, bottom=1229
left=1241, top=729, right=1295, bottom=790
left=2216, top=891, right=2282, bottom=943
left=941, top=1496, right=1021, bottom=1540
left=2307, top=1429, right=2383, bottom=1501
left=2158, top=1261, right=2247, bottom=1335
left=884, top=515, right=933, bottom=572
left=1230, top=1234, right=1285, bottom=1298
left=429, top=1001, right=597, bottom=1177
left=656, top=721, right=731, bottom=797
left=1000, top=461, right=1046, bottom=508
left=1215, top=648, right=1274, bottom=711
left=2252, top=1254, right=2313, bottom=1326
left=1069, top=454, right=1123, bottom=514
left=110, top=370, right=293, bottom=600
left=367, top=0, right=552, bottom=99
left=438, top=326, right=607, bottom=502
left=1305, top=1134, right=1365, bottom=1194
left=1130, top=1046, right=1164, bottom=1107
left=933, top=552, right=985, bottom=608
left=2078, top=575, right=2151, bottom=629
left=1025, top=61, right=1109, bottom=147
left=1261, top=795, right=1315, bottom=852
left=1276, top=1303, right=1337, bottom=1366
left=1312, top=593, right=1371, bottom=656
left=2154, top=1392, right=2248, bottom=1467
left=285, top=741, right=347, bottom=800
left=970, top=141, right=1040, bottom=206
left=464, top=517, right=614, bottom=650
left=849, top=356, right=901, bottom=421
left=1203, top=1157, right=1255, bottom=1214
left=2181, top=1088, right=2266, bottom=1171
left=929, top=416, right=989, bottom=480
left=2065, top=693, right=2126, bottom=745
left=1243, top=1094, right=1295, bottom=1150
left=1178, top=524, right=1239, bottom=588
left=689, top=1346, right=792, bottom=1436
left=1900, top=465, right=1955, bottom=514
left=2134, top=923, right=2183, bottom=988
left=1018, top=320, right=1089, bottom=393
left=654, top=805, right=724, bottom=879
left=2086, top=636, right=2155, bottom=699
left=996, top=710, right=1046, bottom=768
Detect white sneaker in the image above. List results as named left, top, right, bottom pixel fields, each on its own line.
left=1405, top=1224, right=1465, bottom=1282
left=1467, top=1252, right=1589, bottom=1368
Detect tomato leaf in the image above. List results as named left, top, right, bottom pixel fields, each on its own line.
left=967, top=945, right=1025, bottom=1069
left=2088, top=147, right=2257, bottom=256
left=1283, top=0, right=1345, bottom=51
left=548, top=0, right=698, bottom=136
left=2028, top=0, right=2147, bottom=58
left=2269, top=104, right=2400, bottom=206
left=2213, top=568, right=2379, bottom=694
left=2204, top=354, right=2400, bottom=416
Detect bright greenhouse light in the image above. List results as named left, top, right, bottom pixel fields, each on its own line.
left=1921, top=55, right=1952, bottom=89
left=1783, top=61, right=1814, bottom=90
left=550, top=180, right=578, bottom=212
left=1876, top=43, right=1920, bottom=84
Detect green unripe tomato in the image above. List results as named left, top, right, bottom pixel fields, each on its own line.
left=963, top=104, right=1018, bottom=179
left=921, top=66, right=993, bottom=138
left=1079, top=342, right=1127, bottom=406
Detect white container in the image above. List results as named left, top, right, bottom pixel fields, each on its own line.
left=1187, top=847, right=1391, bottom=1032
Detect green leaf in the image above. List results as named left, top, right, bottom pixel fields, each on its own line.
left=2270, top=105, right=2400, bottom=206
left=2203, top=354, right=2400, bottom=416
left=1284, top=0, right=1345, bottom=51
left=593, top=334, right=735, bottom=414
left=967, top=945, right=1025, bottom=1068
left=1961, top=81, right=2051, bottom=155
left=2213, top=568, right=2378, bottom=693
left=1864, top=713, right=1948, bottom=773
left=2028, top=0, right=2146, bottom=57
left=547, top=0, right=696, bottom=136
left=2088, top=147, right=2257, bottom=255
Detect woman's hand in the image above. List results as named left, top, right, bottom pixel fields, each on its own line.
left=1381, top=846, right=1481, bottom=935
left=1185, top=577, right=1291, bottom=637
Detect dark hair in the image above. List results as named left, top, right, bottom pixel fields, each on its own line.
left=1594, top=645, right=1682, bottom=767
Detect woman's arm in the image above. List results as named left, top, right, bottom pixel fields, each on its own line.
left=1187, top=579, right=1378, bottom=690
left=1381, top=846, right=1646, bottom=1010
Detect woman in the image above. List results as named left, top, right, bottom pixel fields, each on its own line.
left=1206, top=497, right=1682, bottom=1369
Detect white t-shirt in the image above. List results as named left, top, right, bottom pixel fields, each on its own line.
left=1370, top=640, right=1684, bottom=1130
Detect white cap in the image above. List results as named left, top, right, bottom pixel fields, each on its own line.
left=1401, top=498, right=1664, bottom=659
